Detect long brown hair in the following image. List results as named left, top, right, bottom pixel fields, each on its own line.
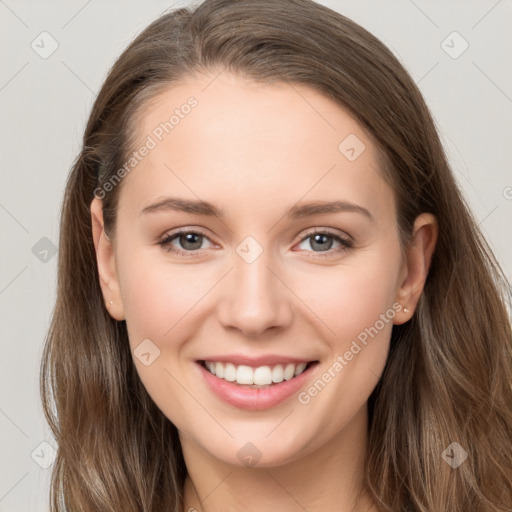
left=40, top=0, right=512, bottom=510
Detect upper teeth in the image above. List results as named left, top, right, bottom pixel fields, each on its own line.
left=205, top=361, right=308, bottom=385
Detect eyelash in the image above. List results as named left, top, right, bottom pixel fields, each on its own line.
left=158, top=228, right=354, bottom=258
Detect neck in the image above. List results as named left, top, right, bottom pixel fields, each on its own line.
left=180, top=404, right=376, bottom=512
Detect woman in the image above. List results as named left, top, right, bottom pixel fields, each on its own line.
left=40, top=0, right=512, bottom=510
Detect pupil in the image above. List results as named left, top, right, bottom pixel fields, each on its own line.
left=311, top=234, right=332, bottom=252
left=181, top=233, right=202, bottom=250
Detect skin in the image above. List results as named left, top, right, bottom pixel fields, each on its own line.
left=91, top=71, right=437, bottom=511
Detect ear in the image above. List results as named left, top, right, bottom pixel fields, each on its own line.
left=394, top=213, right=438, bottom=325
left=90, top=197, right=125, bottom=321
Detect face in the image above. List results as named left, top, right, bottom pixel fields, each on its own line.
left=92, top=71, right=431, bottom=469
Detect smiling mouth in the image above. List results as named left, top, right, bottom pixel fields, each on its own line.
left=199, top=360, right=319, bottom=388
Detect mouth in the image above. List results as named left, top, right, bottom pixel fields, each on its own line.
left=198, top=359, right=319, bottom=388
left=196, top=358, right=320, bottom=410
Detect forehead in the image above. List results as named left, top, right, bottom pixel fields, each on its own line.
left=135, top=72, right=374, bottom=160
left=118, top=72, right=393, bottom=225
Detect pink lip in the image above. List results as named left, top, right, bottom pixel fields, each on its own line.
left=198, top=354, right=314, bottom=367
left=196, top=360, right=319, bottom=411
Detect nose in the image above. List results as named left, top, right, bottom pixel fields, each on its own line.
left=216, top=248, right=293, bottom=337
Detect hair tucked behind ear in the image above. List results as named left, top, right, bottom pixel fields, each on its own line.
left=41, top=0, right=512, bottom=510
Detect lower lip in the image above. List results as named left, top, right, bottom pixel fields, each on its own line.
left=197, top=361, right=318, bottom=410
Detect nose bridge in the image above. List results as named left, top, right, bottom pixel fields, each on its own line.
left=217, top=239, right=291, bottom=335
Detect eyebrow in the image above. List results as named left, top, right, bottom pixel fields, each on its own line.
left=140, top=196, right=373, bottom=221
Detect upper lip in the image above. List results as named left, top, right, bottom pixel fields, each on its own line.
left=198, top=354, right=317, bottom=367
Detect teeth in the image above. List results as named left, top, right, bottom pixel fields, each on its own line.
left=236, top=365, right=254, bottom=385
left=204, top=361, right=310, bottom=385
left=271, top=365, right=284, bottom=383
left=283, top=363, right=295, bottom=381
left=215, top=362, right=224, bottom=378
left=224, top=363, right=236, bottom=382
left=294, top=362, right=307, bottom=376
left=254, top=366, right=272, bottom=385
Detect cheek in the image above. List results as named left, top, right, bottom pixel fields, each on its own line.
left=115, top=249, right=212, bottom=427
left=288, top=259, right=400, bottom=449
left=119, top=262, right=205, bottom=347
left=292, top=246, right=402, bottom=345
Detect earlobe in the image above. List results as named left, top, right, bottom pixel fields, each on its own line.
left=90, top=198, right=125, bottom=321
left=394, top=213, right=438, bottom=325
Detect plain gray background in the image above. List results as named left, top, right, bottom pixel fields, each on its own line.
left=1, top=0, right=511, bottom=510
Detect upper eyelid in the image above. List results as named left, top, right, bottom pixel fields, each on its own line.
left=159, top=228, right=213, bottom=245
left=159, top=227, right=352, bottom=248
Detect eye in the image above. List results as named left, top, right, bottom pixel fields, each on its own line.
left=158, top=229, right=213, bottom=257
left=158, top=228, right=353, bottom=258
left=296, top=229, right=353, bottom=258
